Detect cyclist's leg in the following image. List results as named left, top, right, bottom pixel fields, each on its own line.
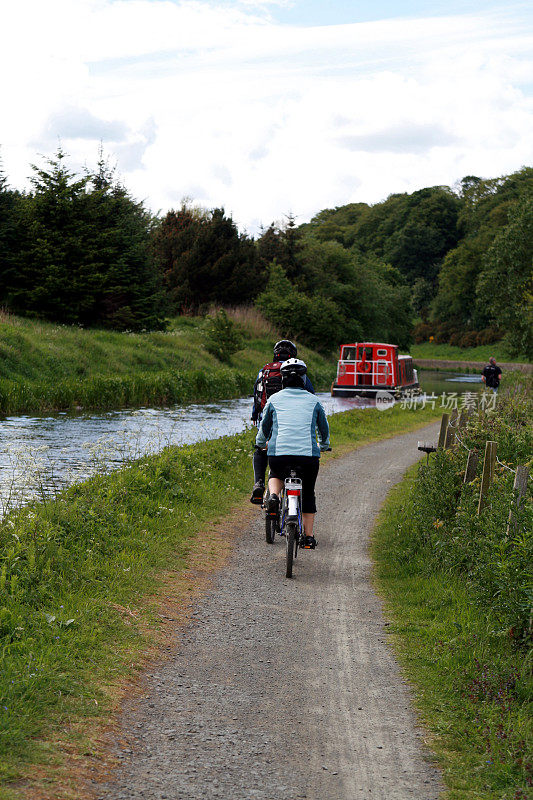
left=302, top=512, right=315, bottom=537
left=299, top=457, right=319, bottom=543
left=268, top=476, right=283, bottom=495
left=250, top=446, right=268, bottom=503
left=253, top=446, right=268, bottom=485
left=266, top=456, right=285, bottom=497
left=266, top=457, right=290, bottom=518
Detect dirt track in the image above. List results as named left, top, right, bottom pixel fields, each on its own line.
left=94, top=422, right=443, bottom=800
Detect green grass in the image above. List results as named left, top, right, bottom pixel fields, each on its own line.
left=410, top=341, right=530, bottom=364
left=372, top=467, right=532, bottom=799
left=0, top=313, right=335, bottom=413
left=325, top=401, right=441, bottom=451
left=0, top=402, right=441, bottom=796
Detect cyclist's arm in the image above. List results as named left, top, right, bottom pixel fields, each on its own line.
left=305, top=375, right=315, bottom=394
left=255, top=402, right=273, bottom=448
left=316, top=403, right=330, bottom=450
left=251, top=370, right=262, bottom=421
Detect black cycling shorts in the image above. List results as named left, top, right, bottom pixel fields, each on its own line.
left=268, top=455, right=320, bottom=514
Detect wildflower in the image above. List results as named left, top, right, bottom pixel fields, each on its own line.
left=434, top=519, right=444, bottom=528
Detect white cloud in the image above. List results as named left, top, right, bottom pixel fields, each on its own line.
left=1, top=0, right=532, bottom=231
left=38, top=107, right=129, bottom=144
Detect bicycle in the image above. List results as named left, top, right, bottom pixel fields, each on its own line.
left=264, top=469, right=305, bottom=578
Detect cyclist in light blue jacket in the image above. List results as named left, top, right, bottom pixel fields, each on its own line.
left=256, top=358, right=330, bottom=548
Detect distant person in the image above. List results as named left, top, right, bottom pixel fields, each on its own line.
left=250, top=339, right=315, bottom=504
left=481, top=357, right=502, bottom=392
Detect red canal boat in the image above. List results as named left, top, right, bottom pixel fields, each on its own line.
left=331, top=342, right=419, bottom=397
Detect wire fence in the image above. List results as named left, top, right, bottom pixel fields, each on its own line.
left=420, top=412, right=530, bottom=524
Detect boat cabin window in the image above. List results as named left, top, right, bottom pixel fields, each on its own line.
left=342, top=346, right=356, bottom=361
left=376, top=348, right=388, bottom=357
left=357, top=346, right=373, bottom=361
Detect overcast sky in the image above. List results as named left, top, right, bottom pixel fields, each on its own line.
left=1, top=0, right=532, bottom=233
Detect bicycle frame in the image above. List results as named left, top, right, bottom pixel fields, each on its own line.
left=280, top=474, right=303, bottom=538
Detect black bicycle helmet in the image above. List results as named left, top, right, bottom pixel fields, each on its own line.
left=273, top=339, right=297, bottom=360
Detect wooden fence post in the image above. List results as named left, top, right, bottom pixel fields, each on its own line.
left=506, top=465, right=529, bottom=536
left=437, top=413, right=450, bottom=449
left=445, top=408, right=458, bottom=449
left=477, top=441, right=497, bottom=514
left=464, top=450, right=479, bottom=484
left=457, top=410, right=467, bottom=429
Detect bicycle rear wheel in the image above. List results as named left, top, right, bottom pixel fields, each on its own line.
left=285, top=522, right=296, bottom=578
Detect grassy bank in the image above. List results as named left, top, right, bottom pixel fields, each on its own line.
left=372, top=383, right=532, bottom=799
left=0, top=312, right=335, bottom=414
left=410, top=341, right=529, bottom=364
left=0, top=402, right=441, bottom=797
left=373, top=473, right=532, bottom=799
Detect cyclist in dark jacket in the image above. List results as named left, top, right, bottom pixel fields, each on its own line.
left=250, top=339, right=314, bottom=503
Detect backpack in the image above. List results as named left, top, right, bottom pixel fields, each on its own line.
left=257, top=361, right=284, bottom=411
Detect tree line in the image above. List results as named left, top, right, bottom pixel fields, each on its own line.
left=0, top=148, right=531, bottom=356
left=303, top=168, right=532, bottom=357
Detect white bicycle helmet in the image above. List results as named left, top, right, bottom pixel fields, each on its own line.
left=280, top=357, right=307, bottom=377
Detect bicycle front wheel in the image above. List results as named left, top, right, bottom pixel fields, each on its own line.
left=285, top=522, right=296, bottom=578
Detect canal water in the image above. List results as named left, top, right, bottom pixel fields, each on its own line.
left=0, top=371, right=482, bottom=511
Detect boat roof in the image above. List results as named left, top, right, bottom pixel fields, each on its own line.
left=340, top=342, right=398, bottom=348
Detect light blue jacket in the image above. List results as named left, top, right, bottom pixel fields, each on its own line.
left=255, top=387, right=330, bottom=457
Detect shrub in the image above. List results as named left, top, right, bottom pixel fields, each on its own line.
left=458, top=331, right=479, bottom=348
left=202, top=309, right=244, bottom=363
left=433, top=320, right=459, bottom=343
left=476, top=327, right=501, bottom=346
left=413, top=321, right=434, bottom=343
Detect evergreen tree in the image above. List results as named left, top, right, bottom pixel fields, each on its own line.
left=0, top=161, right=24, bottom=304
left=256, top=214, right=302, bottom=281
left=155, top=206, right=260, bottom=312
left=83, top=155, right=166, bottom=330
left=10, top=148, right=90, bottom=322
left=10, top=149, right=165, bottom=330
left=152, top=203, right=203, bottom=313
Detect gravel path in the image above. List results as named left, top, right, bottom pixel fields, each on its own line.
left=94, top=422, right=443, bottom=800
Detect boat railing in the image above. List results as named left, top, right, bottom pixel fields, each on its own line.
left=337, top=359, right=391, bottom=385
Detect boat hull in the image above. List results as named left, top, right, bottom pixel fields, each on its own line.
left=331, top=382, right=419, bottom=398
